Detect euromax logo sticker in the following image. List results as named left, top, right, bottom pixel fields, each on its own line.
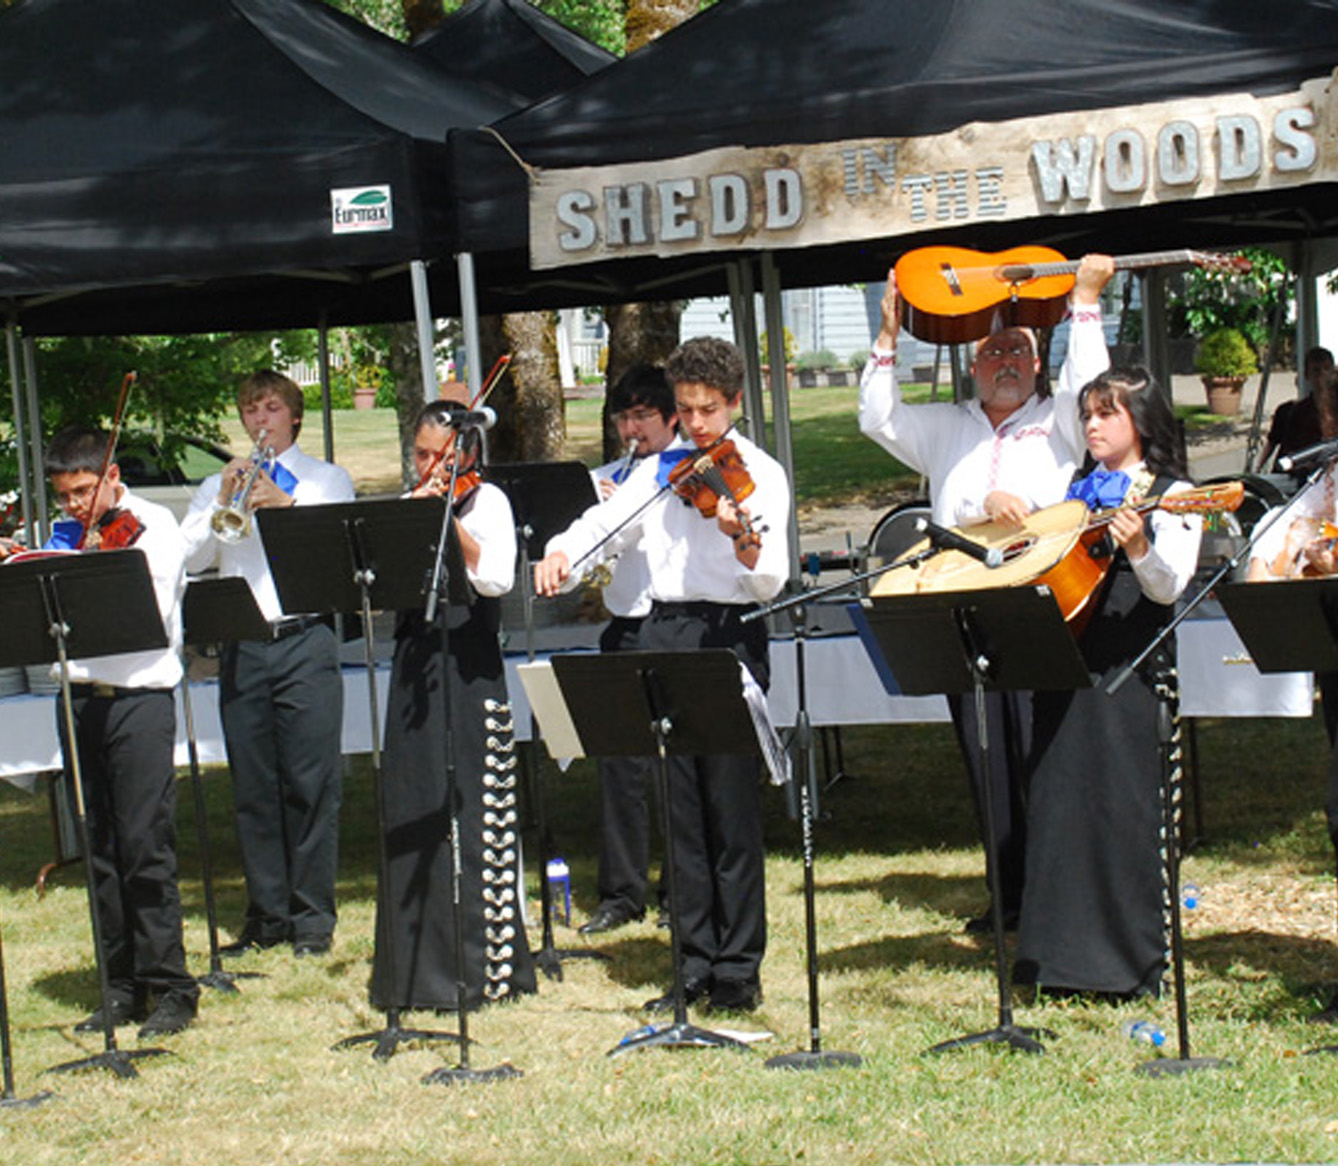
left=331, top=186, right=393, bottom=234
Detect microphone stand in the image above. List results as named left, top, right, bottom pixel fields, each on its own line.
left=421, top=440, right=521, bottom=1086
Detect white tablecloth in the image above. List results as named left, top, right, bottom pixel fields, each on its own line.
left=0, top=618, right=1311, bottom=784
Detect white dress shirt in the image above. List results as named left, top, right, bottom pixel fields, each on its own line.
left=181, top=443, right=355, bottom=622
left=1119, top=471, right=1204, bottom=606
left=858, top=309, right=1111, bottom=527
left=66, top=487, right=185, bottom=690
left=548, top=432, right=790, bottom=606
left=590, top=454, right=653, bottom=619
left=456, top=481, right=516, bottom=598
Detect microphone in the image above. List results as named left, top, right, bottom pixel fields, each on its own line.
left=1277, top=436, right=1338, bottom=473
left=915, top=517, right=1004, bottom=568
left=445, top=406, right=497, bottom=431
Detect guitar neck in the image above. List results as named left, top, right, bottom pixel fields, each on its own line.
left=999, top=250, right=1211, bottom=281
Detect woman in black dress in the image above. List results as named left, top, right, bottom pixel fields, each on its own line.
left=1014, top=368, right=1202, bottom=998
left=371, top=400, right=535, bottom=1011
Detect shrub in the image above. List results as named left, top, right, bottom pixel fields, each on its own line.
left=795, top=349, right=838, bottom=371
left=1195, top=327, right=1259, bottom=378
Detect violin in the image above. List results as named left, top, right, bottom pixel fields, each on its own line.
left=667, top=437, right=763, bottom=548
left=85, top=507, right=145, bottom=551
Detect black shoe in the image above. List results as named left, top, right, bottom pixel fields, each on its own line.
left=578, top=903, right=644, bottom=936
left=707, top=978, right=763, bottom=1013
left=73, top=997, right=144, bottom=1033
left=293, top=935, right=332, bottom=958
left=643, top=977, right=711, bottom=1013
left=964, top=908, right=1019, bottom=935
left=219, top=927, right=285, bottom=958
left=138, top=995, right=196, bottom=1039
left=1309, top=992, right=1338, bottom=1024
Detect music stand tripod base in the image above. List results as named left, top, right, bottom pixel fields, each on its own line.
left=422, top=1061, right=523, bottom=1086
left=765, top=1048, right=861, bottom=1071
left=47, top=1047, right=172, bottom=1079
left=334, top=1024, right=467, bottom=1063
left=926, top=1023, right=1055, bottom=1057
left=1136, top=1055, right=1231, bottom=1077
left=609, top=1021, right=751, bottom=1058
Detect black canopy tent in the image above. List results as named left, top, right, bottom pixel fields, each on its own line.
left=0, top=0, right=520, bottom=339
left=448, top=0, right=1338, bottom=308
left=0, top=0, right=524, bottom=541
left=412, top=0, right=614, bottom=106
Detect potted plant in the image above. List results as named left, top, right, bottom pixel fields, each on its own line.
left=1194, top=327, right=1258, bottom=416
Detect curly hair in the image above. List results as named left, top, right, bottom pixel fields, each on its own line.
left=1077, top=367, right=1187, bottom=481
left=664, top=337, right=744, bottom=400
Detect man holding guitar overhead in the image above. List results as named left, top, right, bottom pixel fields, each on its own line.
left=858, top=253, right=1114, bottom=932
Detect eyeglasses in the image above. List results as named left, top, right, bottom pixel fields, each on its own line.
left=977, top=343, right=1033, bottom=360
left=614, top=408, right=663, bottom=425
left=55, top=482, right=100, bottom=507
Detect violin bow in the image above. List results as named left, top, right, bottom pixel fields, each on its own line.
left=77, top=371, right=137, bottom=549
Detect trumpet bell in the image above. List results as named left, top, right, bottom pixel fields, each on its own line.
left=210, top=505, right=253, bottom=544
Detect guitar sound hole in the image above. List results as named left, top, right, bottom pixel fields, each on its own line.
left=999, top=536, right=1034, bottom=563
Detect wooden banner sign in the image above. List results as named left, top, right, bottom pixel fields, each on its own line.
left=529, top=70, right=1337, bottom=271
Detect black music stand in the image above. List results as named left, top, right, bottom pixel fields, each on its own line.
left=181, top=577, right=270, bottom=993
left=490, top=463, right=600, bottom=981
left=1219, top=578, right=1338, bottom=1059
left=0, top=551, right=173, bottom=1080
left=535, top=649, right=757, bottom=1057
left=859, top=585, right=1090, bottom=1056
left=258, top=499, right=471, bottom=1065
left=764, top=597, right=861, bottom=1072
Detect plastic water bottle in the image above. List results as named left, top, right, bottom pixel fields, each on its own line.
left=546, top=857, right=571, bottom=925
left=1181, top=881, right=1201, bottom=911
left=1122, top=1019, right=1166, bottom=1048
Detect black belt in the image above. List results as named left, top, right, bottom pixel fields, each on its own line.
left=70, top=683, right=170, bottom=700
left=652, top=601, right=755, bottom=618
left=269, top=614, right=331, bottom=642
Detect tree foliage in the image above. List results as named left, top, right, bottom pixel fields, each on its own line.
left=1167, top=246, right=1293, bottom=365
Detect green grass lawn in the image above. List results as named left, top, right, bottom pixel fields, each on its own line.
left=1, top=713, right=1337, bottom=1164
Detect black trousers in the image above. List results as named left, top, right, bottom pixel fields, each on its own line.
left=947, top=688, right=1031, bottom=917
left=638, top=601, right=768, bottom=986
left=220, top=624, right=343, bottom=943
left=62, top=687, right=196, bottom=1007
left=595, top=616, right=659, bottom=916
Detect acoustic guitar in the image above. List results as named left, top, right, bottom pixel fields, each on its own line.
left=894, top=245, right=1252, bottom=346
left=870, top=482, right=1244, bottom=636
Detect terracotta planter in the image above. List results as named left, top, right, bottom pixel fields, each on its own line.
left=353, top=385, right=378, bottom=410
left=1201, top=375, right=1244, bottom=416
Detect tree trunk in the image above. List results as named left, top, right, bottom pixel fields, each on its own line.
left=601, top=300, right=683, bottom=458
left=385, top=320, right=426, bottom=490
left=625, top=0, right=698, bottom=50
left=480, top=312, right=565, bottom=465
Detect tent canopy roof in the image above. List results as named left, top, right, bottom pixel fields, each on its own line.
left=413, top=0, right=614, bottom=105
left=452, top=0, right=1338, bottom=310
left=0, top=0, right=520, bottom=335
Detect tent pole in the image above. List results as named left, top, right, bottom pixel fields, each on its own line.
left=21, top=337, right=48, bottom=546
left=761, top=253, right=800, bottom=578
left=1296, top=241, right=1321, bottom=378
left=4, top=319, right=34, bottom=547
left=410, top=259, right=439, bottom=403
left=728, top=261, right=764, bottom=445
left=456, top=252, right=483, bottom=399
left=1140, top=271, right=1172, bottom=404
left=317, top=315, right=336, bottom=464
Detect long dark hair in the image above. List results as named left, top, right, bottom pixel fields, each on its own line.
left=415, top=398, right=484, bottom=468
left=1077, top=367, right=1187, bottom=481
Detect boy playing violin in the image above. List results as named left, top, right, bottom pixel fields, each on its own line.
left=43, top=426, right=199, bottom=1037
left=535, top=337, right=791, bottom=1014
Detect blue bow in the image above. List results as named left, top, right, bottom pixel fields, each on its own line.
left=43, top=518, right=84, bottom=551
left=1066, top=468, right=1130, bottom=511
left=655, top=448, right=695, bottom=488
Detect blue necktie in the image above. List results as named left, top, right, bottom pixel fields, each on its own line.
left=1066, top=468, right=1130, bottom=511
left=655, top=448, right=694, bottom=488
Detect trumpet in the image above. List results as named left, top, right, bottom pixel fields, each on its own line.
left=210, top=430, right=275, bottom=544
